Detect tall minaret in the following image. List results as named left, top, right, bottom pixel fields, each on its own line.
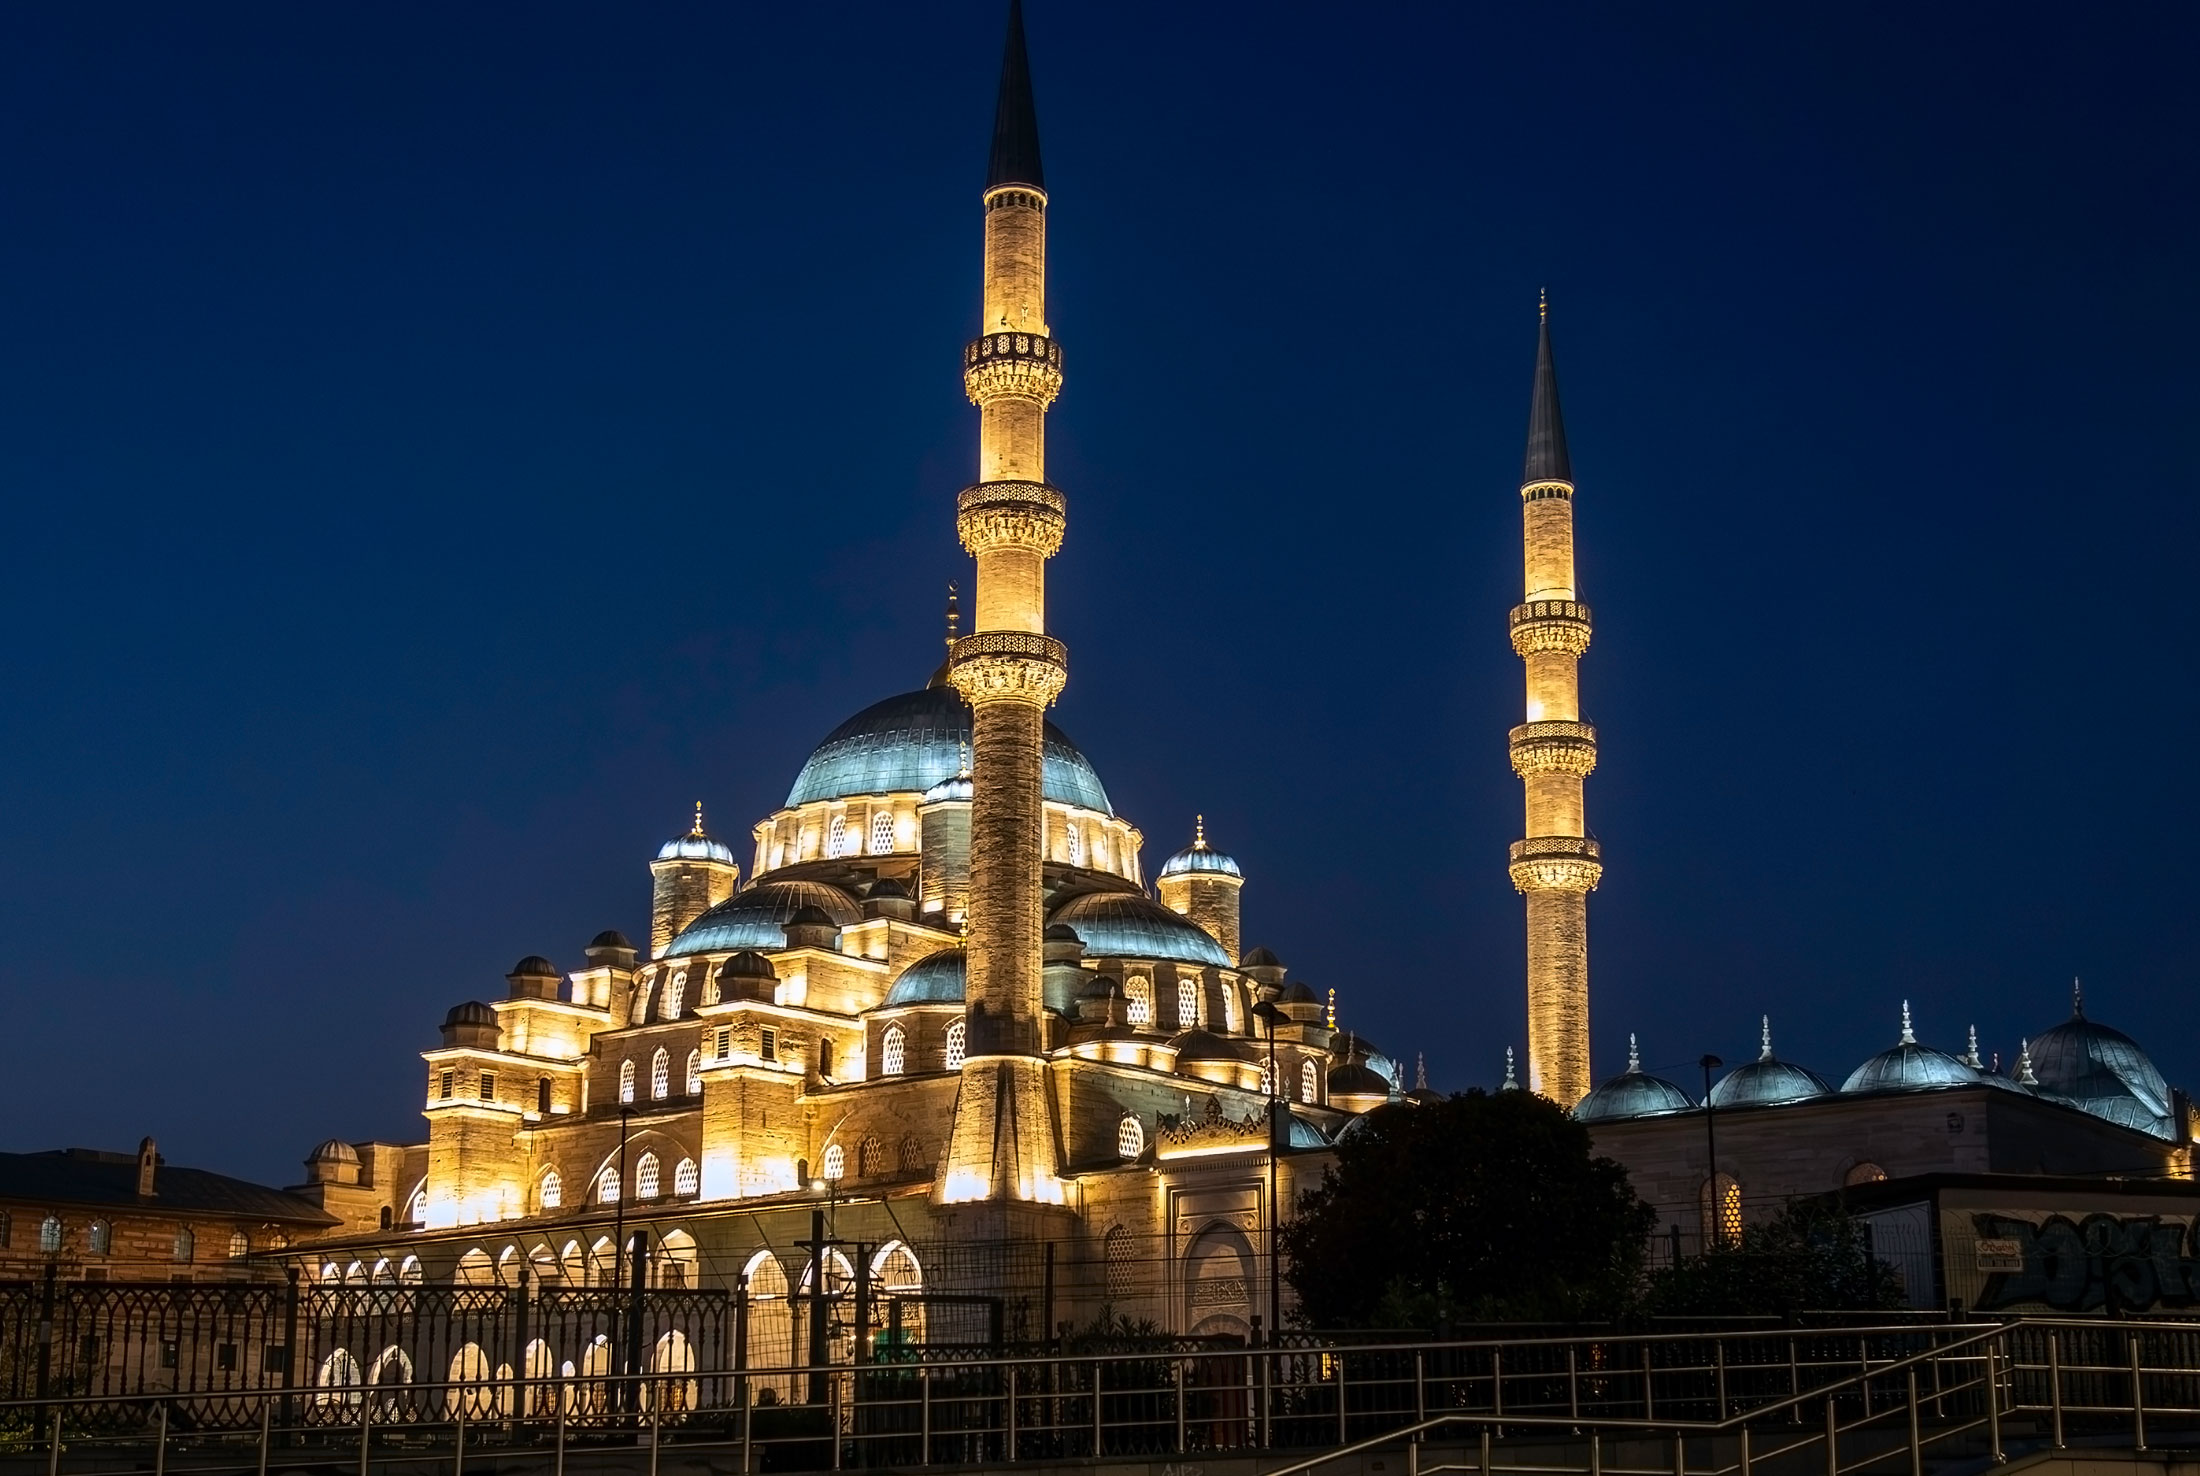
left=936, top=0, right=1069, bottom=1206
left=1506, top=294, right=1601, bottom=1108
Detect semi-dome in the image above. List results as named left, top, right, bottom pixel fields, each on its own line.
left=1709, top=1018, right=1832, bottom=1108
left=664, top=880, right=862, bottom=958
left=2028, top=992, right=2174, bottom=1137
left=786, top=687, right=1111, bottom=813
left=1158, top=818, right=1242, bottom=880
left=1575, top=1035, right=1695, bottom=1122
left=877, top=946, right=1080, bottom=1015
left=1048, top=889, right=1230, bottom=967
left=1843, top=1003, right=1980, bottom=1094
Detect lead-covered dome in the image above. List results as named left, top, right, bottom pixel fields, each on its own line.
left=2028, top=996, right=2174, bottom=1137
left=876, top=946, right=1080, bottom=1014
left=1843, top=1003, right=1979, bottom=1094
left=1710, top=1018, right=1832, bottom=1108
left=1575, top=1035, right=1694, bottom=1122
left=1159, top=818, right=1242, bottom=880
left=664, top=879, right=861, bottom=957
left=786, top=687, right=1111, bottom=812
left=1049, top=890, right=1230, bottom=967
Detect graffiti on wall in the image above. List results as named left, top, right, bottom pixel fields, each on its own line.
left=1970, top=1212, right=2200, bottom=1313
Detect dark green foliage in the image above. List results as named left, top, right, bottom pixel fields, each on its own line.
left=1643, top=1197, right=1907, bottom=1317
left=1279, top=1090, right=1655, bottom=1327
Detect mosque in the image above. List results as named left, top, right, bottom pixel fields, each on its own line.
left=280, top=4, right=2196, bottom=1333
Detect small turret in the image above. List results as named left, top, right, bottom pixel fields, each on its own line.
left=651, top=803, right=740, bottom=956
left=918, top=747, right=974, bottom=922
left=1156, top=816, right=1245, bottom=964
left=505, top=954, right=562, bottom=1002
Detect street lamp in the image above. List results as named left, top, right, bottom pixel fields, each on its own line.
left=1251, top=1000, right=1286, bottom=1339
left=1698, top=1055, right=1722, bottom=1251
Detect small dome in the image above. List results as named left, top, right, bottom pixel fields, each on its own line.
left=1575, top=1036, right=1694, bottom=1121
left=1843, top=1004, right=1980, bottom=1094
left=1044, top=923, right=1081, bottom=942
left=1169, top=1028, right=1252, bottom=1065
left=2028, top=995, right=2174, bottom=1136
left=787, top=905, right=835, bottom=927
left=921, top=772, right=974, bottom=804
left=509, top=956, right=558, bottom=978
left=443, top=1000, right=497, bottom=1027
left=1158, top=818, right=1243, bottom=880
left=1279, top=980, right=1318, bottom=1004
left=1049, top=889, right=1230, bottom=967
left=716, top=950, right=778, bottom=981
left=1328, top=1060, right=1391, bottom=1097
left=866, top=878, right=911, bottom=901
left=664, top=880, right=861, bottom=957
left=657, top=832, right=737, bottom=864
left=1242, top=946, right=1284, bottom=969
left=1709, top=1019, right=1832, bottom=1108
left=310, top=1139, right=361, bottom=1164
left=586, top=930, right=633, bottom=952
left=881, top=948, right=968, bottom=1008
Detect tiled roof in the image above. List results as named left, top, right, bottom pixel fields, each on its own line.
left=0, top=1150, right=338, bottom=1225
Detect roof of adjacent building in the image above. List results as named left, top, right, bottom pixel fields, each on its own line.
left=785, top=687, right=1111, bottom=814
left=0, top=1149, right=338, bottom=1225
left=986, top=0, right=1044, bottom=191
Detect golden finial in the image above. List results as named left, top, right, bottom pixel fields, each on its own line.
left=1325, top=987, right=1336, bottom=1030
left=944, top=582, right=961, bottom=651
left=957, top=740, right=970, bottom=777
left=1194, top=814, right=1206, bottom=849
left=691, top=801, right=706, bottom=837
left=1539, top=286, right=1548, bottom=323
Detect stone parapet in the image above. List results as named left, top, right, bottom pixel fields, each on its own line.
left=1509, top=599, right=1594, bottom=657
left=1508, top=835, right=1605, bottom=893
left=947, top=631, right=1068, bottom=708
left=957, top=480, right=1067, bottom=557
left=964, top=332, right=1063, bottom=407
left=1508, top=720, right=1599, bottom=778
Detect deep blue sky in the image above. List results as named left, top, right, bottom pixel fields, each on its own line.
left=3, top=4, right=2194, bottom=1185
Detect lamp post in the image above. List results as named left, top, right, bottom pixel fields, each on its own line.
left=611, top=1104, right=633, bottom=1410
left=1698, top=1055, right=1721, bottom=1251
left=1251, top=1000, right=1285, bottom=1339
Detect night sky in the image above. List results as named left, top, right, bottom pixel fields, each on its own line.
left=3, top=4, right=2194, bottom=1186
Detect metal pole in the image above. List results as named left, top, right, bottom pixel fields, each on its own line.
left=358, top=1385, right=372, bottom=1476
left=1590, top=1430, right=1602, bottom=1476
left=920, top=1365, right=931, bottom=1467
left=47, top=1408, right=61, bottom=1476
left=1338, top=1352, right=1350, bottom=1445
left=1717, top=1342, right=1729, bottom=1421
left=454, top=1401, right=466, bottom=1476
left=2131, top=1338, right=2147, bottom=1451
left=1491, top=1346, right=1503, bottom=1419
left=650, top=1392, right=662, bottom=1476
left=155, top=1401, right=169, bottom=1476
left=1568, top=1345, right=1579, bottom=1422
left=1094, top=1358, right=1105, bottom=1458
left=1418, top=1350, right=1428, bottom=1426
left=1644, top=1344, right=1656, bottom=1421
left=1905, top=1371, right=1921, bottom=1476
left=1987, top=1341, right=2004, bottom=1464
left=257, top=1398, right=271, bottom=1476
left=1700, top=1055, right=1723, bottom=1248
left=1479, top=1426, right=1492, bottom=1476
left=1673, top=1431, right=1686, bottom=1476
left=1738, top=1425, right=1751, bottom=1476
left=2049, top=1331, right=2065, bottom=1448
left=555, top=1394, right=567, bottom=1476
left=1823, top=1396, right=1837, bottom=1476
left=1177, top=1356, right=1189, bottom=1453
left=1006, top=1364, right=1017, bottom=1464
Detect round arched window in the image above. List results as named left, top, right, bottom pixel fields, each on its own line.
left=1116, top=1115, right=1145, bottom=1161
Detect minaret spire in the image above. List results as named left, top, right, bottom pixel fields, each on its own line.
left=937, top=0, right=1069, bottom=1209
left=1507, top=293, right=1600, bottom=1108
left=986, top=0, right=1045, bottom=191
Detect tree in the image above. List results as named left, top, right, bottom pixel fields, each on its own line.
left=1642, top=1196, right=1906, bottom=1318
left=1279, top=1089, right=1654, bottom=1328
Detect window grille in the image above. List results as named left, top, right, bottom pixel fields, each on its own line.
left=650, top=1048, right=670, bottom=1100
left=1178, top=977, right=1198, bottom=1028
left=1300, top=1059, right=1319, bottom=1103
left=618, top=1059, right=636, bottom=1104
left=39, top=1216, right=62, bottom=1253
left=1125, top=976, right=1152, bottom=1024
left=827, top=815, right=849, bottom=858
left=439, top=1070, right=454, bottom=1100
left=1260, top=1057, right=1275, bottom=1096
left=674, top=1158, right=698, bottom=1196
left=1117, top=1115, right=1145, bottom=1159
left=870, top=811, right=894, bottom=854
left=172, top=1227, right=195, bottom=1263
left=944, top=1020, right=966, bottom=1070
left=686, top=1048, right=702, bottom=1094
left=479, top=1071, right=495, bottom=1102
left=821, top=1144, right=845, bottom=1181
left=540, top=1171, right=562, bottom=1210
left=717, top=1028, right=730, bottom=1060
left=636, top=1153, right=661, bottom=1199
left=761, top=1026, right=778, bottom=1062
left=597, top=1166, right=620, bottom=1203
left=881, top=1026, right=906, bottom=1076
left=228, top=1231, right=249, bottom=1259
left=1066, top=825, right=1082, bottom=865
left=1703, top=1174, right=1744, bottom=1247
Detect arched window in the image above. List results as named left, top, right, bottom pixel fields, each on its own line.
left=1066, top=824, right=1082, bottom=865
left=1125, top=976, right=1152, bottom=1025
left=618, top=1059, right=636, bottom=1104
left=870, top=811, right=894, bottom=855
left=1259, top=1057, right=1275, bottom=1096
left=1104, top=1224, right=1134, bottom=1301
left=1300, top=1059, right=1318, bottom=1104
left=1177, top=977, right=1198, bottom=1028
left=173, top=1227, right=195, bottom=1263
left=685, top=1049, right=702, bottom=1095
left=539, top=1171, right=562, bottom=1210
left=635, top=1153, right=661, bottom=1199
left=674, top=1158, right=698, bottom=1196
left=944, top=1020, right=966, bottom=1070
left=881, top=1026, right=906, bottom=1076
left=857, top=1136, right=883, bottom=1178
left=662, top=970, right=685, bottom=1020
left=228, top=1230, right=250, bottom=1259
left=651, top=1048, right=670, bottom=1100
left=1117, top=1115, right=1145, bottom=1160
left=1844, top=1162, right=1887, bottom=1187
left=597, top=1166, right=620, bottom=1204
left=1221, top=985, right=1239, bottom=1033
left=89, top=1220, right=111, bottom=1256
left=821, top=1144, right=845, bottom=1181
left=39, top=1215, right=61, bottom=1253
left=1702, top=1173, right=1743, bottom=1248
left=407, top=1190, right=427, bottom=1225
left=827, top=815, right=849, bottom=858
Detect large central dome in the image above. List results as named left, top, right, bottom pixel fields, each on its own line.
left=785, top=687, right=1113, bottom=814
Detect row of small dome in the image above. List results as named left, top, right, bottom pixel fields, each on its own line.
left=1576, top=997, right=2175, bottom=1139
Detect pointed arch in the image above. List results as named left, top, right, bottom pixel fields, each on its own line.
left=881, top=1025, right=906, bottom=1076
left=618, top=1059, right=636, bottom=1104
left=685, top=1048, right=702, bottom=1095
left=635, top=1152, right=661, bottom=1199
left=869, top=810, right=895, bottom=855
left=943, top=1020, right=965, bottom=1070
left=650, top=1047, right=670, bottom=1100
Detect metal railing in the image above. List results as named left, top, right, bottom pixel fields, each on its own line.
left=6, top=1319, right=2200, bottom=1473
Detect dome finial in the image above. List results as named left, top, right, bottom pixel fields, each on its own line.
left=1194, top=814, right=1207, bottom=849
left=2017, top=1037, right=2040, bottom=1086
left=691, top=801, right=707, bottom=838
left=1962, top=1024, right=1983, bottom=1069
left=1899, top=999, right=1916, bottom=1045
left=1325, top=987, right=1336, bottom=1030
left=1628, top=1032, right=1641, bottom=1073
left=1415, top=1052, right=1428, bottom=1090
left=945, top=581, right=961, bottom=651
left=1760, top=1015, right=1773, bottom=1061
left=1502, top=1046, right=1519, bottom=1091
left=2073, top=976, right=2085, bottom=1019
left=958, top=740, right=970, bottom=777
left=1539, top=285, right=1548, bottom=324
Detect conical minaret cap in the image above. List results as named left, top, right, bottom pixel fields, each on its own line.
left=986, top=0, right=1045, bottom=190
left=1522, top=291, right=1573, bottom=486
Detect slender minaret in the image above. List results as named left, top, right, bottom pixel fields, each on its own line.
left=936, top=0, right=1069, bottom=1206
left=1507, top=293, right=1601, bottom=1108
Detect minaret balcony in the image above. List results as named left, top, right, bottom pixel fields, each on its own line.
left=1508, top=721, right=1599, bottom=778
left=1508, top=835, right=1604, bottom=893
left=957, top=481, right=1067, bottom=557
left=964, top=332, right=1064, bottom=407
left=1509, top=599, right=1593, bottom=657
left=948, top=631, right=1069, bottom=708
